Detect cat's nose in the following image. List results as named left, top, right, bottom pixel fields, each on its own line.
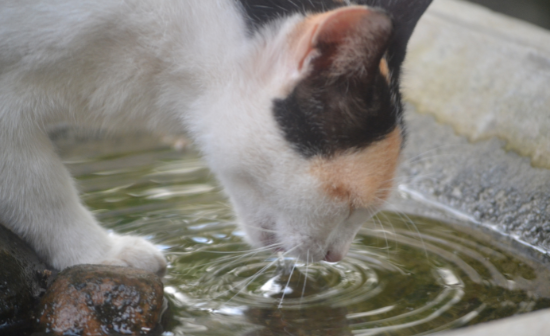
left=323, top=250, right=343, bottom=262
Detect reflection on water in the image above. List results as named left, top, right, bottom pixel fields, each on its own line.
left=66, top=139, right=550, bottom=336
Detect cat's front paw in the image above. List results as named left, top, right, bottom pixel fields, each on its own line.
left=102, top=235, right=167, bottom=276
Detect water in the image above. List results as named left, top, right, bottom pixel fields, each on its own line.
left=64, top=136, right=550, bottom=336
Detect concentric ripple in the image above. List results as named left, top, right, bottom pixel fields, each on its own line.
left=65, top=136, right=550, bottom=336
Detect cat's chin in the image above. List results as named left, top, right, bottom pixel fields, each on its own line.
left=243, top=207, right=376, bottom=263
left=248, top=232, right=350, bottom=263
left=245, top=229, right=352, bottom=263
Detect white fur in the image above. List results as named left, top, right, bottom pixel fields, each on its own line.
left=0, top=0, right=381, bottom=272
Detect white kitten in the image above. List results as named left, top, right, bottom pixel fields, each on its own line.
left=0, top=0, right=431, bottom=274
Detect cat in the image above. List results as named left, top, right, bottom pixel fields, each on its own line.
left=0, top=0, right=431, bottom=275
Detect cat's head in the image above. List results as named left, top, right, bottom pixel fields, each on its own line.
left=194, top=2, right=431, bottom=262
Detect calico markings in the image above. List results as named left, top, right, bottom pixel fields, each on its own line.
left=237, top=0, right=431, bottom=163
left=310, top=126, right=402, bottom=208
left=379, top=58, right=390, bottom=83
left=243, top=0, right=432, bottom=207
left=273, top=6, right=396, bottom=158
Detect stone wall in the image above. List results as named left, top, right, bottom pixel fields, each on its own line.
left=403, top=0, right=550, bottom=169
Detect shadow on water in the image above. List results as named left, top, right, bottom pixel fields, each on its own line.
left=47, top=134, right=550, bottom=336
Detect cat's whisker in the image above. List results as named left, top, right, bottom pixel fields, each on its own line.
left=281, top=245, right=299, bottom=258
left=381, top=210, right=430, bottom=260
left=237, top=224, right=279, bottom=233
left=205, top=243, right=285, bottom=272
left=177, top=254, right=247, bottom=276
left=395, top=174, right=447, bottom=186
left=223, top=244, right=296, bottom=304
left=175, top=243, right=283, bottom=276
left=225, top=256, right=280, bottom=304
left=372, top=215, right=392, bottom=258
left=278, top=259, right=297, bottom=309
left=374, top=172, right=441, bottom=188
left=300, top=250, right=310, bottom=305
left=167, top=243, right=278, bottom=261
left=402, top=154, right=461, bottom=167
left=201, top=242, right=282, bottom=254
left=400, top=143, right=463, bottom=164
left=399, top=212, right=430, bottom=260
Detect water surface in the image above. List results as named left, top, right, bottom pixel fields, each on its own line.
left=65, top=138, right=550, bottom=336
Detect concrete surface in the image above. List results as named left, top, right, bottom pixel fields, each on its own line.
left=398, top=0, right=550, bottom=335
left=403, top=0, right=550, bottom=169
left=397, top=110, right=550, bottom=261
left=434, top=308, right=550, bottom=336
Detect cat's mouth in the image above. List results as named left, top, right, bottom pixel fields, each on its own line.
left=259, top=231, right=282, bottom=252
left=258, top=230, right=329, bottom=261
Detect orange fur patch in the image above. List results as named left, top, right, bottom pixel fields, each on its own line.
left=379, top=58, right=390, bottom=83
left=310, top=127, right=402, bottom=209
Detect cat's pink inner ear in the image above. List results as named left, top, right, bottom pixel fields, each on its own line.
left=293, top=6, right=392, bottom=74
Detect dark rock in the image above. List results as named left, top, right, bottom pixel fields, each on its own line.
left=36, top=264, right=164, bottom=336
left=0, top=224, right=55, bottom=335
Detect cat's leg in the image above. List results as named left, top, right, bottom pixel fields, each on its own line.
left=0, top=126, right=166, bottom=275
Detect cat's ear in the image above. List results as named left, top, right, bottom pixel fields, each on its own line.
left=357, top=0, right=433, bottom=73
left=292, top=6, right=392, bottom=79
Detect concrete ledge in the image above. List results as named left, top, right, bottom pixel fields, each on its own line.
left=397, top=110, right=550, bottom=261
left=403, top=0, right=550, bottom=168
left=398, top=1, right=550, bottom=335
left=435, top=308, right=550, bottom=336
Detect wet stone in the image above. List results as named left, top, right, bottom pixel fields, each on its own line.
left=36, top=264, right=164, bottom=336
left=0, top=224, right=55, bottom=335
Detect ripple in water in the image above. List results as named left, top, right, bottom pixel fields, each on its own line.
left=67, top=138, right=550, bottom=336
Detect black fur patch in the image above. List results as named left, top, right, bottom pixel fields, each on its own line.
left=274, top=63, right=396, bottom=158
left=237, top=0, right=433, bottom=81
left=358, top=0, right=433, bottom=81
left=265, top=0, right=432, bottom=158
left=236, top=0, right=342, bottom=33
